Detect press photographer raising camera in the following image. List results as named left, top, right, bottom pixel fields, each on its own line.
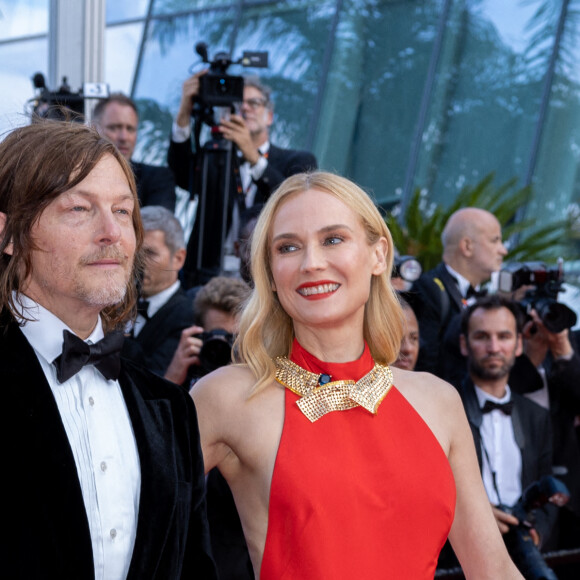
left=164, top=275, right=251, bottom=388
left=168, top=71, right=317, bottom=288
left=508, top=308, right=580, bottom=560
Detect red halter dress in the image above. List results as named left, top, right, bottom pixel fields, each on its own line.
left=260, top=340, right=456, bottom=579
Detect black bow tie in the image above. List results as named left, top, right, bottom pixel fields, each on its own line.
left=54, top=330, right=124, bottom=383
left=137, top=299, right=150, bottom=320
left=481, top=399, right=514, bottom=415
left=466, top=286, right=486, bottom=299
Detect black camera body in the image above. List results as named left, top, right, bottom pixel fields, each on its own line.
left=500, top=475, right=569, bottom=580
left=194, top=42, right=268, bottom=110
left=196, top=328, right=235, bottom=374
left=392, top=255, right=422, bottom=283
left=498, top=261, right=577, bottom=333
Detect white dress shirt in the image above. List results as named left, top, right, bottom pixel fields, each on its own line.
left=18, top=295, right=141, bottom=580
left=475, top=384, right=522, bottom=507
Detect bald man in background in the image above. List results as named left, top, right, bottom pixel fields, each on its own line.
left=411, top=207, right=508, bottom=380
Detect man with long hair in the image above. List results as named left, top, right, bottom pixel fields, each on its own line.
left=0, top=120, right=216, bottom=579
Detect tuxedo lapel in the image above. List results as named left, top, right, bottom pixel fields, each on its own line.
left=2, top=321, right=95, bottom=576
left=435, top=263, right=465, bottom=311
left=460, top=379, right=484, bottom=468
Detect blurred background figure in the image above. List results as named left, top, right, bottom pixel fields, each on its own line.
left=412, top=207, right=507, bottom=383
left=93, top=93, right=176, bottom=211
left=122, top=205, right=193, bottom=377
left=234, top=204, right=263, bottom=286
left=393, top=294, right=420, bottom=371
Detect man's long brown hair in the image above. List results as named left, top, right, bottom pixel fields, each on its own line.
left=0, top=119, right=144, bottom=331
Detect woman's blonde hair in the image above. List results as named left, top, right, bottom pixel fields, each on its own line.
left=234, top=171, right=404, bottom=392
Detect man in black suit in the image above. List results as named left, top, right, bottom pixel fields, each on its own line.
left=93, top=93, right=177, bottom=211
left=411, top=207, right=507, bottom=382
left=168, top=73, right=317, bottom=287
left=122, top=205, right=197, bottom=378
left=0, top=121, right=216, bottom=579
left=459, top=295, right=556, bottom=556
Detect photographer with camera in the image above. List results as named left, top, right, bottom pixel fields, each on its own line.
left=121, top=206, right=195, bottom=377
left=509, top=313, right=580, bottom=574
left=164, top=275, right=251, bottom=388
left=497, top=262, right=580, bottom=571
left=167, top=69, right=317, bottom=288
left=458, top=294, right=560, bottom=577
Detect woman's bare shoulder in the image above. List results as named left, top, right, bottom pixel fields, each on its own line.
left=390, top=366, right=465, bottom=454
left=391, top=366, right=460, bottom=404
left=190, top=364, right=257, bottom=406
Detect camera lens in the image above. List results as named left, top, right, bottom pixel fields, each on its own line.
left=199, top=329, right=235, bottom=373
left=535, top=298, right=577, bottom=333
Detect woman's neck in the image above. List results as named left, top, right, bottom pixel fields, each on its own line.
left=292, top=327, right=365, bottom=363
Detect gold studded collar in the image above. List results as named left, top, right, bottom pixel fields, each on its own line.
left=274, top=356, right=394, bottom=422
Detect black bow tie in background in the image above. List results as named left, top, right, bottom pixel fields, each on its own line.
left=137, top=299, right=150, bottom=320
left=481, top=399, right=514, bottom=415
left=466, top=285, right=487, bottom=299
left=54, top=330, right=124, bottom=383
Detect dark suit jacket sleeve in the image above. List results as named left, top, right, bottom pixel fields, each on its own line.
left=410, top=273, right=447, bottom=374
left=527, top=403, right=557, bottom=546
left=133, top=162, right=177, bottom=212
left=256, top=148, right=318, bottom=194
left=168, top=138, right=197, bottom=192
left=181, top=395, right=219, bottom=579
left=123, top=325, right=183, bottom=377
left=509, top=355, right=545, bottom=394
left=550, top=353, right=580, bottom=408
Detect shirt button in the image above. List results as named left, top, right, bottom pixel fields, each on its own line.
left=88, top=396, right=95, bottom=406
left=110, top=528, right=117, bottom=539
left=100, top=461, right=107, bottom=472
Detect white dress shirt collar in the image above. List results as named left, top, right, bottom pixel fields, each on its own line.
left=17, top=292, right=104, bottom=365
left=445, top=263, right=479, bottom=298
left=145, top=280, right=181, bottom=319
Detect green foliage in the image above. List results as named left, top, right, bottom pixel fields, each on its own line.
left=386, top=173, right=576, bottom=272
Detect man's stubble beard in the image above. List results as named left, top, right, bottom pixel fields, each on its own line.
left=74, top=248, right=134, bottom=307
left=74, top=268, right=129, bottom=307
left=467, top=352, right=515, bottom=382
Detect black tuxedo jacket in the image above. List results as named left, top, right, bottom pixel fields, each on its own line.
left=1, top=319, right=217, bottom=580
left=411, top=262, right=465, bottom=377
left=132, top=160, right=176, bottom=212
left=460, top=378, right=556, bottom=542
left=122, top=287, right=195, bottom=378
left=167, top=137, right=317, bottom=287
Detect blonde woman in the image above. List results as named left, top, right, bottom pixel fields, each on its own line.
left=191, top=171, right=523, bottom=579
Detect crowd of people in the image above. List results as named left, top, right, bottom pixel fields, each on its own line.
left=1, top=69, right=579, bottom=580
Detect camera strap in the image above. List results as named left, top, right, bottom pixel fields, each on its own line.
left=481, top=440, right=503, bottom=506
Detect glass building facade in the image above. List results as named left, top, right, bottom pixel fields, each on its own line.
left=1, top=0, right=579, bottom=252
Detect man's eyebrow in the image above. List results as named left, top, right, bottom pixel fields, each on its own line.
left=64, top=190, right=134, bottom=203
